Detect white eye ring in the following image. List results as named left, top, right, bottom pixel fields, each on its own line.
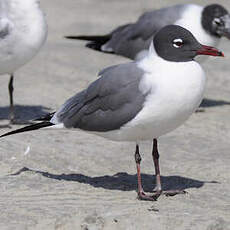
left=213, top=18, right=222, bottom=26
left=173, top=38, right=183, bottom=48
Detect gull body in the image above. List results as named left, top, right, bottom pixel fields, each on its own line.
left=88, top=49, right=205, bottom=142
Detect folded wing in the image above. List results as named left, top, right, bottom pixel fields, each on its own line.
left=53, top=63, right=149, bottom=132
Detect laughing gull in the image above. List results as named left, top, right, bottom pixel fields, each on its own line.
left=1, top=25, right=224, bottom=201
left=0, top=0, right=47, bottom=124
left=65, top=3, right=230, bottom=60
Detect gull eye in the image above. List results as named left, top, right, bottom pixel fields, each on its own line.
left=213, top=18, right=224, bottom=26
left=173, top=38, right=183, bottom=48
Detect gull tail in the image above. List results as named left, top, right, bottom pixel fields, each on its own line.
left=65, top=34, right=111, bottom=51
left=34, top=112, right=56, bottom=121
left=0, top=121, right=55, bottom=138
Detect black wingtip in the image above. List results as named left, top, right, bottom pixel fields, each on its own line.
left=65, top=35, right=96, bottom=40
left=65, top=35, right=80, bottom=39
left=65, top=34, right=113, bottom=53
left=34, top=112, right=55, bottom=121
left=65, top=34, right=111, bottom=43
left=0, top=121, right=54, bottom=138
left=86, top=42, right=103, bottom=51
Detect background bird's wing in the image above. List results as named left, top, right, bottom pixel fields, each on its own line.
left=105, top=4, right=187, bottom=58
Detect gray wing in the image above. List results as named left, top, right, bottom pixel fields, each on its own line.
left=104, top=4, right=188, bottom=59
left=54, top=63, right=149, bottom=132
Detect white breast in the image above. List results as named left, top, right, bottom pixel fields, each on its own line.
left=99, top=52, right=206, bottom=142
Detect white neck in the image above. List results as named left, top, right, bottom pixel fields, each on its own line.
left=137, top=42, right=204, bottom=95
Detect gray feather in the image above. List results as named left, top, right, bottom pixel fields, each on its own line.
left=0, top=2, right=11, bottom=39
left=54, top=63, right=149, bottom=132
left=0, top=18, right=10, bottom=39
left=0, top=23, right=9, bottom=38
left=104, top=4, right=188, bottom=59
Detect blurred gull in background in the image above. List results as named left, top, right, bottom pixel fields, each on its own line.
left=0, top=0, right=47, bottom=124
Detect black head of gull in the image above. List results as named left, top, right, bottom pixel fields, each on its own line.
left=202, top=4, right=230, bottom=39
left=153, top=25, right=224, bottom=62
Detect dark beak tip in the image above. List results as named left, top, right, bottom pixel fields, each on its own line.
left=220, top=52, right=225, bottom=57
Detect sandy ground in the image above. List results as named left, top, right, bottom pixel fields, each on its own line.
left=0, top=0, right=230, bottom=229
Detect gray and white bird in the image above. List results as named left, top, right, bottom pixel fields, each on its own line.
left=0, top=0, right=47, bottom=123
left=65, top=3, right=230, bottom=60
left=1, top=25, right=223, bottom=201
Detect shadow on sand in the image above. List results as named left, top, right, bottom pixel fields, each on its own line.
left=11, top=167, right=219, bottom=192
left=0, top=105, right=52, bottom=122
left=200, top=98, right=230, bottom=108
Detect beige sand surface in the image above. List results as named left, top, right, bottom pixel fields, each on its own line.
left=0, top=0, right=230, bottom=229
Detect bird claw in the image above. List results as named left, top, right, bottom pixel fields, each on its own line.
left=137, top=189, right=187, bottom=201
left=138, top=193, right=157, bottom=201
left=162, top=189, right=187, bottom=197
left=137, top=191, right=160, bottom=201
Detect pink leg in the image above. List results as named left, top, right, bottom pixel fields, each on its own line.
left=135, top=145, right=157, bottom=201
left=152, top=139, right=186, bottom=197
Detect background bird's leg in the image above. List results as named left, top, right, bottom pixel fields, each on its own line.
left=135, top=144, right=156, bottom=201
left=8, top=74, right=34, bottom=125
left=8, top=74, right=15, bottom=123
left=152, top=139, right=186, bottom=197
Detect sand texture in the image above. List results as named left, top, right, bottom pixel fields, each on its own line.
left=0, top=0, right=230, bottom=229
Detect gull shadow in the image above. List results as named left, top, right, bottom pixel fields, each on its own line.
left=11, top=167, right=219, bottom=192
left=0, top=105, right=52, bottom=121
left=200, top=98, right=230, bottom=108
